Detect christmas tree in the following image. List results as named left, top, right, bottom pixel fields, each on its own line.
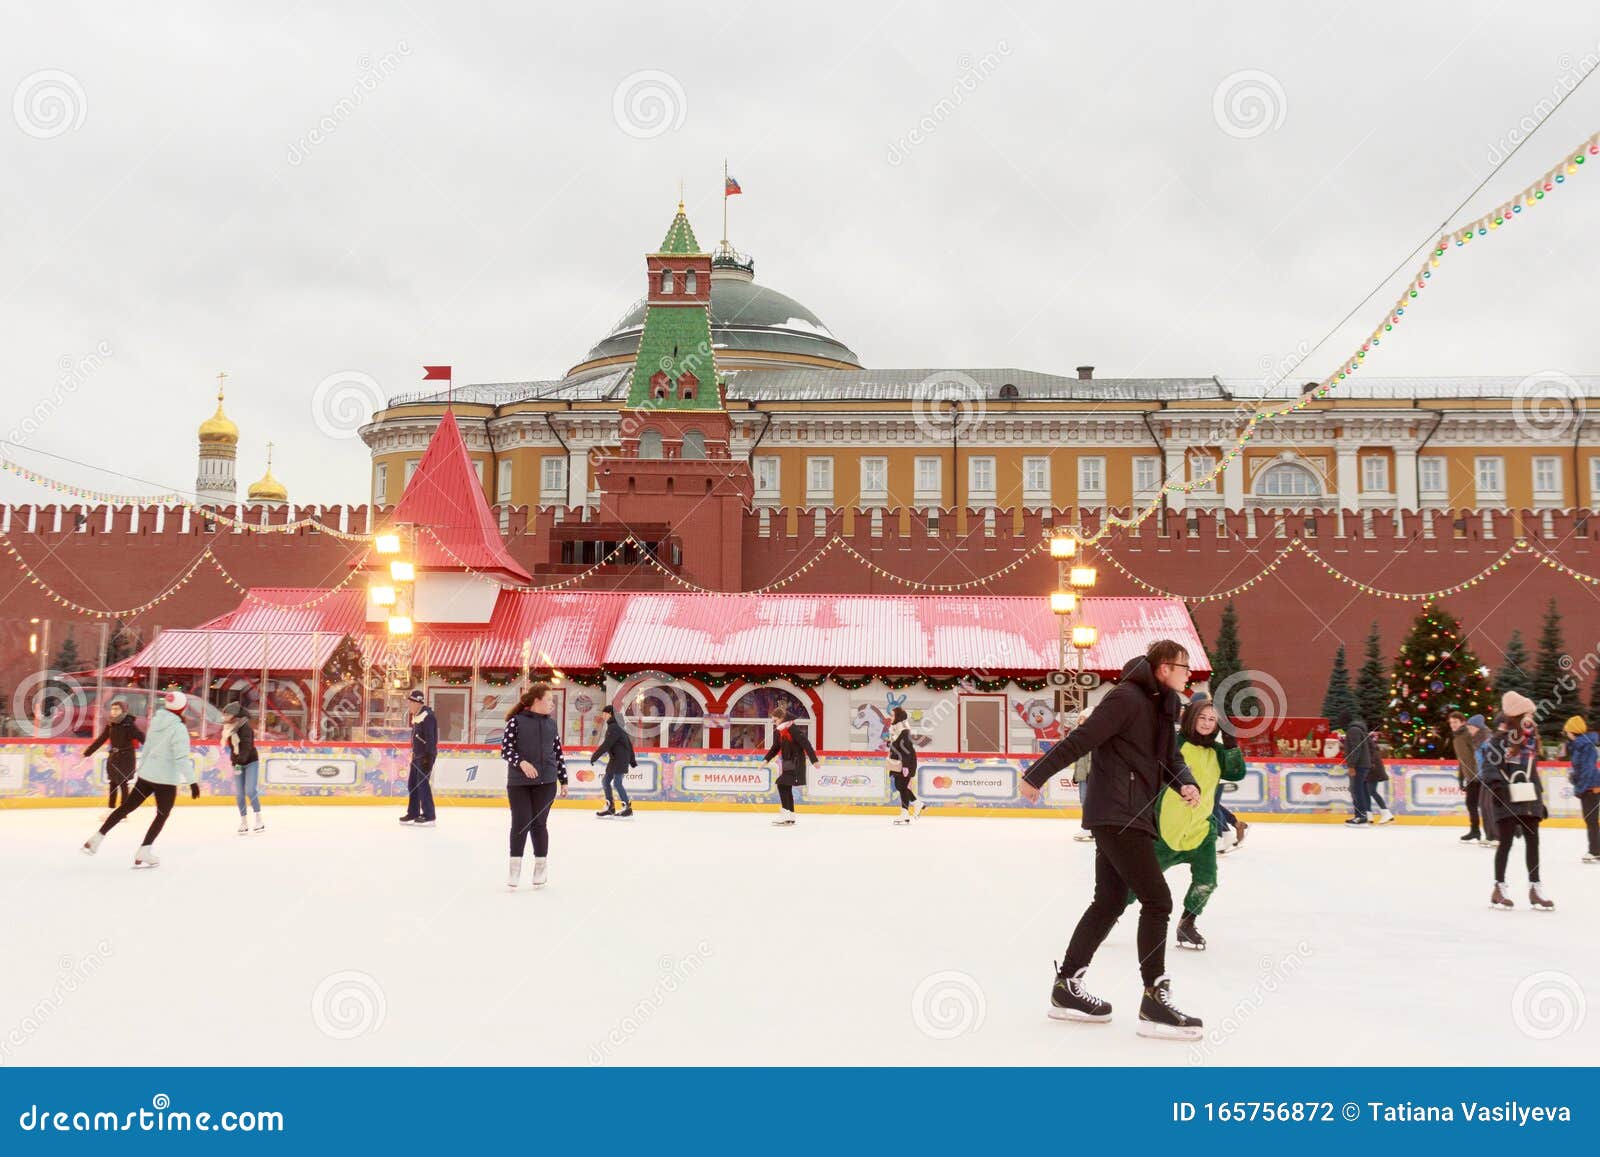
left=1206, top=600, right=1251, bottom=717
left=52, top=629, right=81, bottom=673
left=1387, top=602, right=1494, bottom=757
left=1495, top=630, right=1533, bottom=699
left=1320, top=645, right=1357, bottom=729
left=1532, top=598, right=1582, bottom=743
left=1354, top=623, right=1387, bottom=727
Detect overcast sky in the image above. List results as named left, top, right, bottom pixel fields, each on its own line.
left=4, top=0, right=1600, bottom=504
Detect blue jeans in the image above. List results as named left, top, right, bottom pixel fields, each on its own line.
left=603, top=771, right=631, bottom=806
left=1348, top=773, right=1370, bottom=819
left=234, top=760, right=260, bottom=815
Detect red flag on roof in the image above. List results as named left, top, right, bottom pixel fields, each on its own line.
left=724, top=176, right=741, bottom=196
left=423, top=366, right=452, bottom=381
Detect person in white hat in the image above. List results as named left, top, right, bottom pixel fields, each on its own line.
left=81, top=690, right=200, bottom=868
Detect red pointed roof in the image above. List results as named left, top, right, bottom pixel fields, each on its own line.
left=380, top=410, right=532, bottom=583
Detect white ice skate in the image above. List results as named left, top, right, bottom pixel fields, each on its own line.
left=1372, top=809, right=1395, bottom=825
left=1584, top=853, right=1600, bottom=864
left=507, top=857, right=522, bottom=891
left=910, top=800, right=927, bottom=820
left=893, top=808, right=911, bottom=825
left=132, top=846, right=160, bottom=869
left=529, top=858, right=549, bottom=888
left=252, top=812, right=265, bottom=833
left=81, top=832, right=103, bottom=856
left=236, top=816, right=249, bottom=835
left=771, top=812, right=796, bottom=827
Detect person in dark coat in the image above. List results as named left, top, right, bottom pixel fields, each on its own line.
left=763, top=704, right=818, bottom=826
left=1449, top=711, right=1488, bottom=843
left=399, top=689, right=438, bottom=827
left=591, top=705, right=637, bottom=819
left=220, top=701, right=263, bottom=834
left=1342, top=716, right=1373, bottom=826
left=83, top=701, right=144, bottom=811
left=1365, top=726, right=1394, bottom=824
left=1019, top=640, right=1204, bottom=1040
left=887, top=706, right=925, bottom=824
left=501, top=682, right=568, bottom=889
left=1563, top=715, right=1600, bottom=862
left=1480, top=691, right=1553, bottom=910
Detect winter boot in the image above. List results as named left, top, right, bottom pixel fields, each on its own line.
left=507, top=857, right=522, bottom=891
left=529, top=858, right=549, bottom=888
left=771, top=811, right=796, bottom=827
left=596, top=804, right=617, bottom=818
left=894, top=808, right=912, bottom=825
left=1137, top=976, right=1203, bottom=1040
left=1529, top=883, right=1555, bottom=911
left=1175, top=912, right=1206, bottom=951
left=81, top=831, right=103, bottom=856
left=1048, top=963, right=1112, bottom=1023
left=1490, top=882, right=1514, bottom=909
left=252, top=811, right=265, bottom=833
left=616, top=804, right=634, bottom=819
left=133, top=846, right=160, bottom=869
left=237, top=815, right=249, bottom=835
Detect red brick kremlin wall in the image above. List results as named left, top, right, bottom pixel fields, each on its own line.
left=2, top=502, right=1595, bottom=714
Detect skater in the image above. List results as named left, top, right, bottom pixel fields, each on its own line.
left=502, top=682, right=568, bottom=889
left=82, top=700, right=143, bottom=813
left=220, top=702, right=262, bottom=833
left=763, top=705, right=818, bottom=826
left=1143, top=698, right=1247, bottom=951
left=1365, top=726, right=1394, bottom=824
left=399, top=689, right=438, bottom=827
left=886, top=707, right=925, bottom=824
left=81, top=690, right=199, bottom=868
left=1190, top=692, right=1248, bottom=855
left=1480, top=691, right=1553, bottom=910
left=1450, top=711, right=1488, bottom=843
left=1561, top=715, right=1600, bottom=863
left=591, top=705, right=637, bottom=818
left=1342, top=715, right=1374, bottom=826
left=1019, top=639, right=1206, bottom=1041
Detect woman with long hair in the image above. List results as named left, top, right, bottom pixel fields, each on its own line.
left=1480, top=691, right=1553, bottom=910
left=220, top=701, right=263, bottom=834
left=500, top=683, right=568, bottom=889
left=763, top=704, right=818, bottom=826
left=887, top=706, right=925, bottom=825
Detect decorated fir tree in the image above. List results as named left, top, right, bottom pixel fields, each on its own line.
left=1320, top=645, right=1357, bottom=730
left=1532, top=598, right=1582, bottom=743
left=1495, top=630, right=1533, bottom=699
left=1387, top=602, right=1494, bottom=757
left=1354, top=623, right=1387, bottom=727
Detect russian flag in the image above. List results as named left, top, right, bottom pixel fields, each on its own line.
left=725, top=176, right=742, bottom=196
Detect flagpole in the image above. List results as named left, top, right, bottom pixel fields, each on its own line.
left=722, top=158, right=729, bottom=249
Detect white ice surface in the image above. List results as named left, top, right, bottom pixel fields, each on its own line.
left=1, top=806, right=1594, bottom=1066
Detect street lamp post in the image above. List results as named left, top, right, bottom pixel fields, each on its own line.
left=374, top=525, right=416, bottom=735
left=1049, top=528, right=1097, bottom=724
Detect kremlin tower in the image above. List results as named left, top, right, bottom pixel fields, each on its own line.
left=196, top=372, right=238, bottom=505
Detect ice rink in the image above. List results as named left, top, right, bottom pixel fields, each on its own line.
left=1, top=804, right=1593, bottom=1067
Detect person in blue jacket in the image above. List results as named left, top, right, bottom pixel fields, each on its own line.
left=81, top=690, right=199, bottom=868
left=399, top=689, right=438, bottom=827
left=1562, top=715, right=1600, bottom=862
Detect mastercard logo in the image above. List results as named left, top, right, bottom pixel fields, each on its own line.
left=576, top=769, right=596, bottom=783
left=932, top=775, right=953, bottom=789
left=1300, top=782, right=1322, bottom=796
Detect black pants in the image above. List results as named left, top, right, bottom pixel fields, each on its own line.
left=405, top=757, right=436, bottom=821
left=99, top=778, right=177, bottom=847
left=1368, top=781, right=1387, bottom=811
left=1063, top=828, right=1173, bottom=987
left=106, top=771, right=135, bottom=811
left=1493, top=813, right=1542, bottom=883
left=508, top=782, right=559, bottom=858
left=893, top=772, right=916, bottom=809
left=1464, top=780, right=1483, bottom=835
left=777, top=771, right=801, bottom=813
left=1582, top=791, right=1600, bottom=856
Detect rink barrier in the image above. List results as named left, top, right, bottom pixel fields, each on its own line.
left=0, top=741, right=1587, bottom=824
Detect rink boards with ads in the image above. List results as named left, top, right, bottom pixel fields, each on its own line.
left=0, top=741, right=1585, bottom=822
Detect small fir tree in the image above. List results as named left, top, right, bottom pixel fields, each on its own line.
left=1320, top=645, right=1358, bottom=730
left=1531, top=598, right=1583, bottom=743
left=1354, top=623, right=1388, bottom=728
left=1206, top=600, right=1251, bottom=718
left=1496, top=630, right=1534, bottom=700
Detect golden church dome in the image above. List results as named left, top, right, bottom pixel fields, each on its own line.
left=198, top=377, right=239, bottom=445
left=246, top=445, right=288, bottom=503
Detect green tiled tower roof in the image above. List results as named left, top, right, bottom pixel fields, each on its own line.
left=656, top=203, right=701, bottom=255
left=627, top=205, right=721, bottom=410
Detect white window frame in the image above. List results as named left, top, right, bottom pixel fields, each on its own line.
left=1418, top=456, right=1447, bottom=502
left=540, top=455, right=568, bottom=503
left=373, top=463, right=388, bottom=506
left=967, top=456, right=996, bottom=505
left=1360, top=455, right=1390, bottom=494
left=914, top=456, right=942, bottom=505
left=1532, top=456, right=1562, bottom=505
left=1132, top=456, right=1160, bottom=497
left=1474, top=456, right=1505, bottom=503
left=1078, top=456, right=1106, bottom=500
left=403, top=458, right=420, bottom=488
left=860, top=456, right=888, bottom=506
left=1188, top=451, right=1219, bottom=496
left=753, top=455, right=780, bottom=503
left=806, top=456, right=834, bottom=504
left=1022, top=456, right=1050, bottom=505
left=496, top=459, right=513, bottom=503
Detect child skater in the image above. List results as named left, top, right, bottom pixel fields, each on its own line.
left=81, top=690, right=199, bottom=868
left=83, top=700, right=143, bottom=815
left=220, top=702, right=263, bottom=834
left=764, top=704, right=818, bottom=826
left=1481, top=691, right=1553, bottom=910
left=887, top=706, right=926, bottom=824
left=501, top=683, right=567, bottom=889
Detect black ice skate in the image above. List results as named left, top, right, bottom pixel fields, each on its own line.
left=1137, top=976, right=1203, bottom=1041
left=1048, top=963, right=1112, bottom=1023
left=1175, top=912, right=1206, bottom=951
left=616, top=805, right=634, bottom=819
left=595, top=804, right=617, bottom=818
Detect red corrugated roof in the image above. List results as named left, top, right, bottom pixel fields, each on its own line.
left=362, top=410, right=532, bottom=583
left=105, top=590, right=1205, bottom=679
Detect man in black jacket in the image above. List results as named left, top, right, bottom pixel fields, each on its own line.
left=1020, top=639, right=1205, bottom=1040
left=591, top=705, right=638, bottom=818
left=1342, top=716, right=1372, bottom=826
left=400, top=689, right=439, bottom=827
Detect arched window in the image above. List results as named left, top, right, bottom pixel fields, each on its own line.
left=660, top=268, right=674, bottom=294
left=726, top=685, right=814, bottom=750
left=622, top=679, right=706, bottom=748
left=1256, top=462, right=1321, bottom=500
left=638, top=428, right=664, bottom=459
left=681, top=430, right=705, bottom=459
left=649, top=370, right=669, bottom=401
left=684, top=269, right=697, bottom=294
left=677, top=370, right=698, bottom=401
left=997, top=382, right=1019, bottom=399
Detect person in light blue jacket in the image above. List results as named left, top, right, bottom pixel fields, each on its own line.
left=81, top=690, right=199, bottom=868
